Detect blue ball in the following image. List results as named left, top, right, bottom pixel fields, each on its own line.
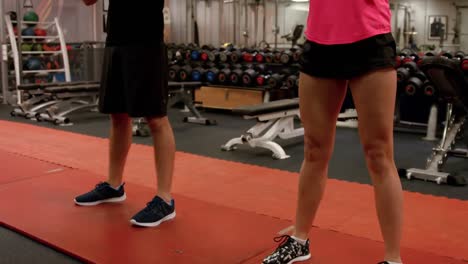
left=191, top=70, right=202, bottom=81
left=191, top=50, right=200, bottom=61
left=26, top=57, right=42, bottom=70
left=206, top=71, right=216, bottom=83
left=22, top=27, right=35, bottom=36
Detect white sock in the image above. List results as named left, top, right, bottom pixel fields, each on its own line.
left=291, top=236, right=307, bottom=246
left=386, top=261, right=402, bottom=264
left=111, top=184, right=122, bottom=191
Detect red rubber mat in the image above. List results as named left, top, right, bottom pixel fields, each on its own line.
left=0, top=150, right=67, bottom=185
left=0, top=121, right=467, bottom=262
left=0, top=169, right=288, bottom=264
left=0, top=155, right=464, bottom=264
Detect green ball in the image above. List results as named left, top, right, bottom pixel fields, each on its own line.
left=21, top=43, right=33, bottom=51
left=23, top=11, right=39, bottom=26
left=32, top=43, right=43, bottom=52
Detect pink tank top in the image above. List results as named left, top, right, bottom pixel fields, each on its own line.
left=305, top=0, right=392, bottom=45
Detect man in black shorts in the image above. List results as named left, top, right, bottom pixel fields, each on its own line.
left=75, top=0, right=176, bottom=228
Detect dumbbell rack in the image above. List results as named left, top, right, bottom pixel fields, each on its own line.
left=3, top=15, right=71, bottom=105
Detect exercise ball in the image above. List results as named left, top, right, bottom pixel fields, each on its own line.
left=34, top=28, right=47, bottom=37
left=21, top=43, right=33, bottom=51
left=32, top=43, right=44, bottom=52
left=22, top=27, right=35, bottom=36
left=26, top=57, right=43, bottom=71
left=23, top=11, right=39, bottom=26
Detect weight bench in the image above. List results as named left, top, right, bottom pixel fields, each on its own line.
left=221, top=98, right=303, bottom=159
left=34, top=81, right=101, bottom=125
left=132, top=82, right=216, bottom=137
left=403, top=56, right=468, bottom=185
left=10, top=82, right=85, bottom=119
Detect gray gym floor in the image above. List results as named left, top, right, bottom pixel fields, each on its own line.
left=0, top=103, right=467, bottom=263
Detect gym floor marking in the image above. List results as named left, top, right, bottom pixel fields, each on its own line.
left=45, top=168, right=65, bottom=174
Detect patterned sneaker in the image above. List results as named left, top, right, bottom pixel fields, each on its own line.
left=74, top=182, right=126, bottom=206
left=130, top=196, right=176, bottom=227
left=263, top=235, right=311, bottom=264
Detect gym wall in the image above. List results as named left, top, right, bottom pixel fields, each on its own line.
left=167, top=0, right=468, bottom=51
left=391, top=0, right=468, bottom=51
left=168, top=0, right=308, bottom=48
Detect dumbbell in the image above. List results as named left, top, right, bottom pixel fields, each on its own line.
left=242, top=69, right=259, bottom=86
left=191, top=67, right=206, bottom=82
left=280, top=50, right=294, bottom=64
left=440, top=51, right=453, bottom=59
left=254, top=64, right=267, bottom=74
left=397, top=61, right=418, bottom=85
left=292, top=49, right=302, bottom=63
left=242, top=50, right=255, bottom=63
left=206, top=67, right=220, bottom=83
left=255, top=52, right=266, bottom=63
left=230, top=49, right=243, bottom=63
left=230, top=68, right=244, bottom=85
left=422, top=81, right=436, bottom=97
left=217, top=68, right=232, bottom=84
left=219, top=51, right=229, bottom=63
left=273, top=51, right=282, bottom=63
left=168, top=65, right=181, bottom=81
left=264, top=52, right=274, bottom=63
left=190, top=48, right=203, bottom=61
left=395, top=55, right=404, bottom=68
left=454, top=51, right=465, bottom=61
left=174, top=49, right=188, bottom=61
left=461, top=57, right=468, bottom=73
left=267, top=74, right=286, bottom=89
left=256, top=74, right=270, bottom=87
left=399, top=48, right=413, bottom=57
left=286, top=75, right=299, bottom=89
left=178, top=65, right=193, bottom=82
left=200, top=50, right=211, bottom=61
left=202, top=49, right=223, bottom=62
left=402, top=53, right=419, bottom=64
left=404, top=71, right=426, bottom=96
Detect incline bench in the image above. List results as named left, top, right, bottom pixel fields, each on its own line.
left=12, top=81, right=100, bottom=125
left=221, top=98, right=303, bottom=159
left=403, top=56, right=468, bottom=185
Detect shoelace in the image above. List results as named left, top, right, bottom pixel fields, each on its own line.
left=273, top=235, right=293, bottom=251
left=95, top=182, right=110, bottom=191
left=143, top=198, right=165, bottom=213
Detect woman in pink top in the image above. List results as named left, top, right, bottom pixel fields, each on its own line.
left=263, top=1, right=403, bottom=264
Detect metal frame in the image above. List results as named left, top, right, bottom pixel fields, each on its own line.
left=37, top=94, right=99, bottom=125
left=0, top=0, right=7, bottom=104
left=221, top=108, right=303, bottom=159
left=406, top=103, right=467, bottom=185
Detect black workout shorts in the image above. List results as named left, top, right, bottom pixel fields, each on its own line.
left=98, top=42, right=169, bottom=118
left=299, top=33, right=397, bottom=80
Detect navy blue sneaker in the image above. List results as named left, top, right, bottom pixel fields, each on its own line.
left=130, top=196, right=176, bottom=227
left=74, top=182, right=126, bottom=206
left=263, top=235, right=311, bottom=264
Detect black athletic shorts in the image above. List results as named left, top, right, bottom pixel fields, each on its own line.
left=299, top=33, right=397, bottom=80
left=98, top=42, right=169, bottom=117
